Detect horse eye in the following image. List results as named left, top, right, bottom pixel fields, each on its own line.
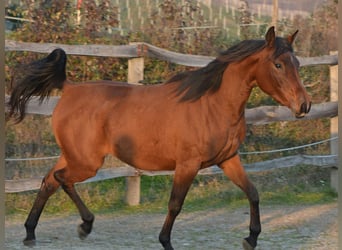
left=275, top=63, right=282, bottom=69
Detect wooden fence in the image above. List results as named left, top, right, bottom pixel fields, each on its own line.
left=5, top=40, right=338, bottom=67
left=4, top=40, right=339, bottom=204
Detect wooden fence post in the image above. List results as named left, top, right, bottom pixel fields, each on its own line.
left=330, top=51, right=338, bottom=191
left=125, top=43, right=144, bottom=206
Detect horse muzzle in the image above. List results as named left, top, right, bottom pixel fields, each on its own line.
left=295, top=101, right=311, bottom=118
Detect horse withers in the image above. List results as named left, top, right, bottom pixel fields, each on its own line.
left=7, top=27, right=311, bottom=250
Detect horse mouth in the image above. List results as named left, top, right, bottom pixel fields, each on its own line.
left=295, top=112, right=306, bottom=118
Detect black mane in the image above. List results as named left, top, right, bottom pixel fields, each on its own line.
left=166, top=37, right=293, bottom=102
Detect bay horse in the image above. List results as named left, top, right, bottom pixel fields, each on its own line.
left=7, top=27, right=311, bottom=250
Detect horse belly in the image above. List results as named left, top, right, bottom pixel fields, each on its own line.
left=132, top=156, right=176, bottom=171
left=111, top=132, right=176, bottom=171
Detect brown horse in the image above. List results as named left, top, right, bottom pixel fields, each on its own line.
left=7, top=27, right=311, bottom=250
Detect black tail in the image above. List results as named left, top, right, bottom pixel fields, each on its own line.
left=6, top=48, right=67, bottom=123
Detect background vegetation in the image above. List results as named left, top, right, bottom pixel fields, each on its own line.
left=5, top=0, right=338, bottom=215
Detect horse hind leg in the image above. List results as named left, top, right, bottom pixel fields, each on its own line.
left=219, top=155, right=261, bottom=250
left=23, top=157, right=64, bottom=246
left=53, top=167, right=96, bottom=240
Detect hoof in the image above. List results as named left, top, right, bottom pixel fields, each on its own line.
left=242, top=239, right=255, bottom=250
left=77, top=224, right=89, bottom=240
left=23, top=238, right=36, bottom=247
left=163, top=245, right=174, bottom=250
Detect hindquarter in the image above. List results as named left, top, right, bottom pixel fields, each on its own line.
left=51, top=84, right=128, bottom=172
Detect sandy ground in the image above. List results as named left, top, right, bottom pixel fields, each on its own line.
left=5, top=202, right=337, bottom=250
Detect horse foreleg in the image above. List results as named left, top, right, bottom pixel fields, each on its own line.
left=23, top=174, right=60, bottom=246
left=159, top=164, right=199, bottom=250
left=53, top=168, right=95, bottom=240
left=219, top=154, right=261, bottom=250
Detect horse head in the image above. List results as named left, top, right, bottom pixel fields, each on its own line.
left=255, top=27, right=311, bottom=118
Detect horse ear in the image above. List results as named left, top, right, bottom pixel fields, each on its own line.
left=265, top=26, right=276, bottom=47
left=288, top=30, right=299, bottom=45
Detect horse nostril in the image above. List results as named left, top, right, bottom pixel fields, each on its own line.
left=300, top=102, right=311, bottom=114
left=307, top=102, right=311, bottom=113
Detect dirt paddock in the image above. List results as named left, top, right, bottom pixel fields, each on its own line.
left=5, top=203, right=337, bottom=250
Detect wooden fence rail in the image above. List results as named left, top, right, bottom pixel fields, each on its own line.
left=5, top=154, right=337, bottom=193
left=4, top=41, right=339, bottom=202
left=5, top=40, right=338, bottom=67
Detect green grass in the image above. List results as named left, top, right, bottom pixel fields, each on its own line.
left=5, top=165, right=337, bottom=218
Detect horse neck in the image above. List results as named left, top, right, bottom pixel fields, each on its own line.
left=212, top=56, right=259, bottom=122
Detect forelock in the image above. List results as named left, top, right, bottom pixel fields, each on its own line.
left=273, top=37, right=293, bottom=58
